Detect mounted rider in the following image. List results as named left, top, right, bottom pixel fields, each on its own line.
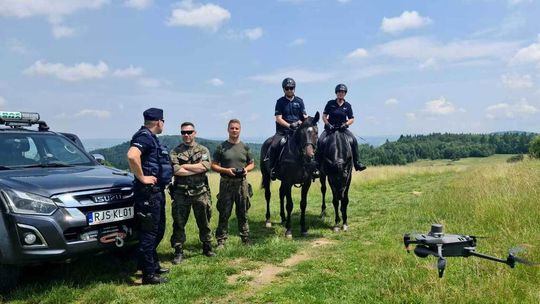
left=318, top=84, right=367, bottom=172
left=263, top=77, right=312, bottom=180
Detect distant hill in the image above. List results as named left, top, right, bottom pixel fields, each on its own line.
left=90, top=136, right=262, bottom=170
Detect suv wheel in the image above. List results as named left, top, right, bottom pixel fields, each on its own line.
left=0, top=264, right=20, bottom=292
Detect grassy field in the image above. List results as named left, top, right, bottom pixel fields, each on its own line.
left=2, top=155, right=539, bottom=303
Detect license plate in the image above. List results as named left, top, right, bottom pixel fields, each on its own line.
left=87, top=207, right=134, bottom=226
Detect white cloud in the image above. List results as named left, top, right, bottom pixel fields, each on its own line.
left=289, top=38, right=305, bottom=47
left=6, top=39, right=29, bottom=55
left=166, top=0, right=231, bottom=31
left=485, top=99, right=538, bottom=119
left=227, top=27, right=263, bottom=41
left=74, top=109, right=111, bottom=119
left=385, top=98, right=399, bottom=106
left=0, top=0, right=108, bottom=18
left=138, top=77, right=162, bottom=88
left=24, top=60, right=109, bottom=81
left=381, top=11, right=432, bottom=34
left=52, top=25, right=76, bottom=38
left=208, top=78, right=224, bottom=86
left=378, top=36, right=520, bottom=62
left=346, top=48, right=368, bottom=59
left=124, top=0, right=153, bottom=10
left=113, top=66, right=144, bottom=78
left=501, top=74, right=533, bottom=89
left=250, top=68, right=335, bottom=84
left=418, top=58, right=438, bottom=70
left=509, top=35, right=540, bottom=66
left=405, top=112, right=416, bottom=121
left=423, top=97, right=461, bottom=115
left=508, top=0, right=532, bottom=6
left=214, top=110, right=233, bottom=119
left=0, top=96, right=7, bottom=109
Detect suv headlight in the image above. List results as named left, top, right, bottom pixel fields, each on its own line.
left=2, top=189, right=58, bottom=215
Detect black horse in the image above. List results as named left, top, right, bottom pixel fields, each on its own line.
left=319, top=129, right=353, bottom=232
left=260, top=113, right=319, bottom=238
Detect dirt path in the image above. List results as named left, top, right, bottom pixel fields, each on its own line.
left=216, top=238, right=335, bottom=303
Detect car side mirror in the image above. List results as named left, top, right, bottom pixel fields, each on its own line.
left=92, top=154, right=105, bottom=165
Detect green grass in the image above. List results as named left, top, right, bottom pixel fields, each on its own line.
left=2, top=155, right=539, bottom=303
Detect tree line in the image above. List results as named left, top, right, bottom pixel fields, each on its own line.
left=91, top=132, right=537, bottom=170
left=359, top=132, right=537, bottom=166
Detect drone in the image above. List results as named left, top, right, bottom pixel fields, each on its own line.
left=403, top=224, right=536, bottom=278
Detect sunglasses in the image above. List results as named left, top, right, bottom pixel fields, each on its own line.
left=181, top=130, right=194, bottom=135
left=284, top=87, right=295, bottom=91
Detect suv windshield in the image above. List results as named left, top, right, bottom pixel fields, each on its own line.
left=0, top=133, right=95, bottom=168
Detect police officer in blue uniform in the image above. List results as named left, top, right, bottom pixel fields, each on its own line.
left=263, top=77, right=310, bottom=179
left=318, top=84, right=366, bottom=171
left=127, top=108, right=173, bottom=285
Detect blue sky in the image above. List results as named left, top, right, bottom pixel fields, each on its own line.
left=1, top=0, right=540, bottom=140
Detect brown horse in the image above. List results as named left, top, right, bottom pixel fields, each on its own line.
left=260, top=113, right=319, bottom=237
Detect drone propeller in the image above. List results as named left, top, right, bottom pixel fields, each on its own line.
left=507, top=247, right=537, bottom=267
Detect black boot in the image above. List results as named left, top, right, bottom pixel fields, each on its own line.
left=172, top=245, right=184, bottom=264
left=142, top=274, right=168, bottom=285
left=155, top=266, right=170, bottom=274
left=354, top=162, right=367, bottom=171
left=203, top=243, right=216, bottom=257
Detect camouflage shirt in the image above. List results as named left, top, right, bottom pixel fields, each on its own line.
left=170, top=142, right=211, bottom=186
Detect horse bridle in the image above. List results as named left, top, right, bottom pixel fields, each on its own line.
left=296, top=125, right=317, bottom=162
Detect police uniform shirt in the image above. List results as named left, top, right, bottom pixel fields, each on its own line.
left=130, top=127, right=157, bottom=156
left=274, top=96, right=307, bottom=133
left=323, top=99, right=354, bottom=126
left=170, top=143, right=211, bottom=175
left=213, top=141, right=254, bottom=177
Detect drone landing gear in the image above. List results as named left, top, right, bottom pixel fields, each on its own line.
left=437, top=257, right=446, bottom=278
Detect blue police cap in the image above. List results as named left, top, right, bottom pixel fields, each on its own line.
left=143, top=108, right=164, bottom=121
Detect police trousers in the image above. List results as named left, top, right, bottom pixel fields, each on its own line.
left=215, top=177, right=251, bottom=241
left=170, top=190, right=212, bottom=248
left=134, top=189, right=166, bottom=276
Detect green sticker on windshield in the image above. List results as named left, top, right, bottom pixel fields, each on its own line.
left=0, top=111, right=22, bottom=120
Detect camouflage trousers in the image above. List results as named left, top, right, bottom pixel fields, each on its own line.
left=215, top=177, right=251, bottom=242
left=170, top=188, right=212, bottom=248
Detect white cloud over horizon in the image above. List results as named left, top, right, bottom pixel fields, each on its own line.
left=23, top=60, right=109, bottom=81
left=423, top=97, right=462, bottom=115
left=166, top=0, right=231, bottom=31
left=346, top=48, right=368, bottom=59
left=289, top=38, right=306, bottom=47
left=124, top=0, right=153, bottom=10
left=208, top=78, right=224, bottom=86
left=509, top=35, right=540, bottom=66
left=226, top=27, right=263, bottom=40
left=485, top=99, right=538, bottom=119
left=113, top=66, right=144, bottom=78
left=501, top=74, right=534, bottom=89
left=0, top=0, right=108, bottom=18
left=381, top=11, right=432, bottom=34
left=385, top=98, right=399, bottom=106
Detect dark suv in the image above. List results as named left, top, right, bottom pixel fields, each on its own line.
left=0, top=112, right=137, bottom=291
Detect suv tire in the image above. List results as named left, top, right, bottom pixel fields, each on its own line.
left=0, top=264, right=20, bottom=292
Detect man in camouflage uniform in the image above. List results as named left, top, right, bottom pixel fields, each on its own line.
left=169, top=122, right=215, bottom=264
left=211, top=119, right=255, bottom=247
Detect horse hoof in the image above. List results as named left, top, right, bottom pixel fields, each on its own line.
left=265, top=221, right=272, bottom=228
left=301, top=231, right=308, bottom=237
left=333, top=226, right=340, bottom=233
left=285, top=231, right=293, bottom=239
left=342, top=224, right=348, bottom=232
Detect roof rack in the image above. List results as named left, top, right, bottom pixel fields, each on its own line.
left=0, top=111, right=50, bottom=131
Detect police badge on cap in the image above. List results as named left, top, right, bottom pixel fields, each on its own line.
left=143, top=108, right=164, bottom=121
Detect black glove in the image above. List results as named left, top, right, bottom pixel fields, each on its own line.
left=289, top=122, right=300, bottom=130
left=339, top=123, right=349, bottom=131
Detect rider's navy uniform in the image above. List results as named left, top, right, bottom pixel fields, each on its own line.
left=319, top=99, right=364, bottom=171
left=264, top=96, right=307, bottom=175
left=130, top=108, right=173, bottom=278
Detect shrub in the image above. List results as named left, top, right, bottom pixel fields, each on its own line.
left=507, top=154, right=524, bottom=163
left=529, top=135, right=540, bottom=159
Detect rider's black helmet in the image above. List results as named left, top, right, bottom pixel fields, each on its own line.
left=282, top=77, right=296, bottom=89
left=335, top=83, right=348, bottom=93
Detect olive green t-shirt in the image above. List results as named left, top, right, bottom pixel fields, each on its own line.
left=213, top=141, right=254, bottom=175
